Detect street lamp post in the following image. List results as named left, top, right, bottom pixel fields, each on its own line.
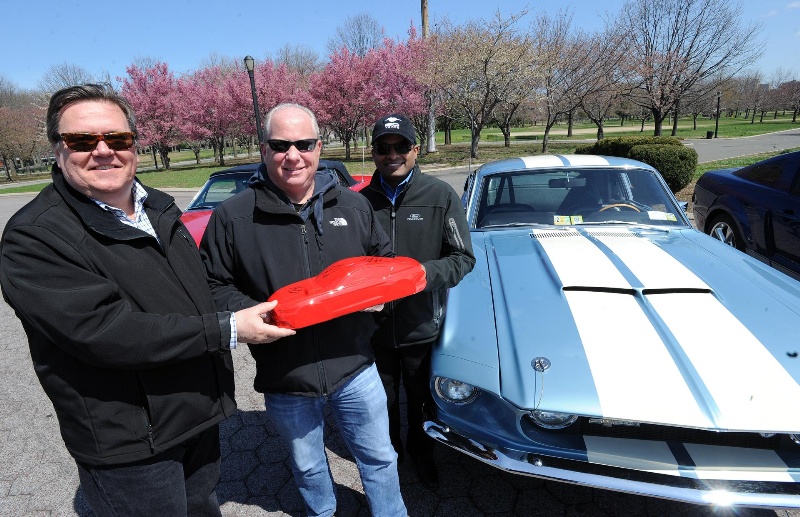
left=714, top=91, right=721, bottom=139
left=243, top=55, right=264, bottom=144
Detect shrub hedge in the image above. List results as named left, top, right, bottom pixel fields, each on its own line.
left=574, top=136, right=697, bottom=192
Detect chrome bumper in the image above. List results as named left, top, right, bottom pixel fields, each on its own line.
left=424, top=420, right=800, bottom=509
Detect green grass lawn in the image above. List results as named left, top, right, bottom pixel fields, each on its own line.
left=2, top=113, right=797, bottom=196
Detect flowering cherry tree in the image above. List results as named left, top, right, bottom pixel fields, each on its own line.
left=253, top=60, right=312, bottom=128
left=310, top=48, right=383, bottom=159
left=120, top=62, right=183, bottom=169
left=369, top=29, right=430, bottom=148
left=179, top=65, right=249, bottom=165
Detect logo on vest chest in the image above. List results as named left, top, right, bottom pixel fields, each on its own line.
left=329, top=218, right=348, bottom=227
left=406, top=213, right=424, bottom=222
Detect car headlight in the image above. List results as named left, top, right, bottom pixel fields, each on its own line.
left=528, top=409, right=579, bottom=430
left=434, top=377, right=478, bottom=405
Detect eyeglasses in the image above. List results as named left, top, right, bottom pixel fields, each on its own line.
left=373, top=141, right=415, bottom=156
left=59, top=132, right=136, bottom=152
left=266, top=139, right=319, bottom=153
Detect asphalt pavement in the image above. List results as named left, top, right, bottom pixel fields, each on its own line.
left=2, top=130, right=800, bottom=516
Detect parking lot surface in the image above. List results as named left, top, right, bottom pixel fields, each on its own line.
left=2, top=163, right=800, bottom=515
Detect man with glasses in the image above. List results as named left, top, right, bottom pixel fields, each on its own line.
left=200, top=103, right=406, bottom=517
left=361, top=114, right=475, bottom=489
left=0, top=83, right=293, bottom=515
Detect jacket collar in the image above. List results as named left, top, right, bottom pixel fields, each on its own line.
left=50, top=165, right=174, bottom=241
left=368, top=164, right=420, bottom=198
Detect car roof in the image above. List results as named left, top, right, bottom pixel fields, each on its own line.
left=475, top=154, right=658, bottom=178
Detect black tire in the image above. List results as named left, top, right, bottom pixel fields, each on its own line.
left=707, top=213, right=745, bottom=252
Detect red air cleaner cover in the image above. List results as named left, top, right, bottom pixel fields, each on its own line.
left=268, top=256, right=427, bottom=329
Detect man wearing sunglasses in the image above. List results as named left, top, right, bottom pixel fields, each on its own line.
left=0, top=83, right=293, bottom=516
left=199, top=103, right=406, bottom=517
left=361, top=114, right=475, bottom=489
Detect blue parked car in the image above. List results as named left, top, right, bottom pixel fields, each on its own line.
left=692, top=150, right=800, bottom=281
left=426, top=154, right=800, bottom=509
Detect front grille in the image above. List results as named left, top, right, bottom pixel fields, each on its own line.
left=579, top=419, right=791, bottom=450
left=522, top=415, right=799, bottom=453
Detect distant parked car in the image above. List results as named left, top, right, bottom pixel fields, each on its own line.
left=692, top=150, right=800, bottom=281
left=180, top=160, right=369, bottom=245
left=426, top=154, right=800, bottom=509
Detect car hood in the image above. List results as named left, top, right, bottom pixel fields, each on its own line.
left=479, top=226, right=800, bottom=433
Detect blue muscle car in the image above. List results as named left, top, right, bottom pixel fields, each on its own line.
left=692, top=150, right=800, bottom=281
left=426, top=154, right=800, bottom=508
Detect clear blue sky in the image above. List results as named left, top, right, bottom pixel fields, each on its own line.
left=3, top=0, right=797, bottom=91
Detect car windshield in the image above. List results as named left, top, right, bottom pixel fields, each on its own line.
left=475, top=167, right=685, bottom=229
left=185, top=174, right=251, bottom=210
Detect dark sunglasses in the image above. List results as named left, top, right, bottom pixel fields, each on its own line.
left=373, top=141, right=415, bottom=156
left=266, top=139, right=319, bottom=153
left=59, top=132, right=136, bottom=152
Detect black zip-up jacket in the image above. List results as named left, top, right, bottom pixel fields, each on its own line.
left=0, top=169, right=236, bottom=467
left=361, top=166, right=475, bottom=347
left=200, top=165, right=392, bottom=396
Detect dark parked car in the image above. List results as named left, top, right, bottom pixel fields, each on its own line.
left=692, top=150, right=800, bottom=281
left=180, top=160, right=368, bottom=245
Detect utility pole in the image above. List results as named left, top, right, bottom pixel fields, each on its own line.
left=422, top=0, right=437, bottom=153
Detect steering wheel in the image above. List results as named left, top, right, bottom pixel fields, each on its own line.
left=599, top=203, right=641, bottom=212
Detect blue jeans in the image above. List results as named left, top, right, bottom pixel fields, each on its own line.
left=264, top=364, right=406, bottom=517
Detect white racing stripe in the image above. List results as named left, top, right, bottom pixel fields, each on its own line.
left=565, top=291, right=710, bottom=427
left=533, top=230, right=630, bottom=289
left=649, top=293, right=800, bottom=432
left=684, top=444, right=794, bottom=482
left=588, top=230, right=709, bottom=290
left=584, top=436, right=681, bottom=476
left=536, top=229, right=800, bottom=431
left=536, top=229, right=708, bottom=426
left=584, top=437, right=795, bottom=481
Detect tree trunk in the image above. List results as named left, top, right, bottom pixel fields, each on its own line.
left=151, top=147, right=159, bottom=170
left=567, top=111, right=574, bottom=137
left=470, top=122, right=481, bottom=159
left=651, top=109, right=665, bottom=136
left=671, top=103, right=679, bottom=137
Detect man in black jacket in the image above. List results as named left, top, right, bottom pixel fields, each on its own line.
left=0, top=84, right=292, bottom=516
left=361, top=114, right=476, bottom=489
left=200, top=103, right=406, bottom=517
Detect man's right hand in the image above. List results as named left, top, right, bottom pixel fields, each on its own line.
left=234, top=301, right=295, bottom=344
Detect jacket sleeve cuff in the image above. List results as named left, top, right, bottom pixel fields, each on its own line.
left=216, top=311, right=233, bottom=351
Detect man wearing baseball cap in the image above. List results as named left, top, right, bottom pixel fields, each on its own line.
left=361, top=114, right=475, bottom=489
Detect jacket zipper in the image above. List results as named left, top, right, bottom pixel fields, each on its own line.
left=141, top=407, right=155, bottom=453
left=388, top=207, right=399, bottom=347
left=301, top=224, right=329, bottom=396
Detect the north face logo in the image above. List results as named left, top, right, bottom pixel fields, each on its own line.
left=329, top=218, right=348, bottom=227
left=407, top=214, right=423, bottom=221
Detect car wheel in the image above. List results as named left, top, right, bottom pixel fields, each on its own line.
left=707, top=214, right=745, bottom=251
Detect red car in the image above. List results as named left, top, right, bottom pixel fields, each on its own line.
left=180, top=160, right=369, bottom=245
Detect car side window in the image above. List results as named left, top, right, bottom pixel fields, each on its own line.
left=205, top=180, right=241, bottom=204
left=788, top=162, right=800, bottom=196
left=737, top=159, right=790, bottom=192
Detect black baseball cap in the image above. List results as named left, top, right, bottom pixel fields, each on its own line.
left=371, top=114, right=416, bottom=144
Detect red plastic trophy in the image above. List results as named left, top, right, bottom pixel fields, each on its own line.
left=268, top=256, right=427, bottom=329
